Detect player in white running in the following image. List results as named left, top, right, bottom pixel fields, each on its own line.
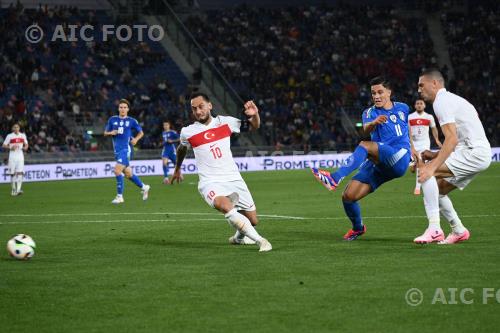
left=408, top=98, right=442, bottom=195
left=170, top=93, right=272, bottom=252
left=414, top=69, right=491, bottom=244
left=2, top=123, right=29, bottom=196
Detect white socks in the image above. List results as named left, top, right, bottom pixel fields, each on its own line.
left=439, top=195, right=466, bottom=234
left=415, top=168, right=421, bottom=190
left=16, top=174, right=23, bottom=192
left=224, top=209, right=263, bottom=243
left=11, top=176, right=16, bottom=193
left=421, top=176, right=441, bottom=230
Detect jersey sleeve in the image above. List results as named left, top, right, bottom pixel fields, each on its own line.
left=433, top=99, right=455, bottom=126
left=2, top=134, right=12, bottom=147
left=132, top=118, right=143, bottom=132
left=105, top=118, right=115, bottom=132
left=362, top=108, right=375, bottom=124
left=430, top=115, right=436, bottom=128
left=221, top=116, right=241, bottom=133
left=179, top=128, right=191, bottom=148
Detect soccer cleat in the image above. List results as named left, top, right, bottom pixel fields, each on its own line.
left=310, top=168, right=338, bottom=191
left=11, top=190, right=17, bottom=196
left=438, top=229, right=470, bottom=245
left=111, top=196, right=124, bottom=204
left=17, top=190, right=23, bottom=195
left=258, top=238, right=272, bottom=252
left=228, top=235, right=256, bottom=245
left=141, top=185, right=150, bottom=200
left=163, top=177, right=170, bottom=185
left=413, top=228, right=445, bottom=244
left=343, top=225, right=366, bottom=241
left=413, top=188, right=421, bottom=195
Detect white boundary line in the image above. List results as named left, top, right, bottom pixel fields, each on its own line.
left=0, top=213, right=498, bottom=225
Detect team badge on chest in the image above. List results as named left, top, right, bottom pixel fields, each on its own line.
left=390, top=114, right=397, bottom=123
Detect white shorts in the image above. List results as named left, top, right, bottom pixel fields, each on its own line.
left=8, top=157, right=24, bottom=174
left=444, top=147, right=491, bottom=190
left=198, top=179, right=256, bottom=211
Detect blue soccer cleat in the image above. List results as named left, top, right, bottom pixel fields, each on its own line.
left=310, top=168, right=338, bottom=191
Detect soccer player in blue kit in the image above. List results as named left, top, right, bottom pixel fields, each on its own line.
left=311, top=77, right=411, bottom=240
left=104, top=99, right=150, bottom=204
left=161, top=121, right=180, bottom=184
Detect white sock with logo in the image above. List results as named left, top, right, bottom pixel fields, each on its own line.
left=439, top=195, right=466, bottom=234
left=225, top=208, right=263, bottom=243
left=422, top=176, right=441, bottom=230
left=16, top=174, right=23, bottom=192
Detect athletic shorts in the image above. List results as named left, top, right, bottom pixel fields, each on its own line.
left=444, top=147, right=491, bottom=190
left=8, top=157, right=24, bottom=174
left=115, top=148, right=131, bottom=167
left=162, top=148, right=176, bottom=164
left=352, top=143, right=410, bottom=192
left=198, top=179, right=256, bottom=211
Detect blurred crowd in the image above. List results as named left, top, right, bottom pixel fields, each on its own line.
left=441, top=1, right=499, bottom=146
left=0, top=4, right=189, bottom=154
left=185, top=4, right=438, bottom=150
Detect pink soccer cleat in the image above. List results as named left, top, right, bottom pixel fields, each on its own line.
left=310, top=168, right=338, bottom=191
left=414, top=188, right=421, bottom=195
left=414, top=228, right=444, bottom=244
left=438, top=229, right=470, bottom=245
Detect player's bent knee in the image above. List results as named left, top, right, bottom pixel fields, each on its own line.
left=213, top=196, right=234, bottom=214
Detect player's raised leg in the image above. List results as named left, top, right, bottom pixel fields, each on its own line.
left=311, top=141, right=378, bottom=191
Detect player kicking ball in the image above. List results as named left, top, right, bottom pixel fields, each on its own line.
left=170, top=93, right=272, bottom=252
left=311, top=76, right=411, bottom=240
left=414, top=69, right=491, bottom=244
left=2, top=123, right=29, bottom=196
left=104, top=99, right=150, bottom=204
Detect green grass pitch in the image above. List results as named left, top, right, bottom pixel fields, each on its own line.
left=1, top=164, right=500, bottom=332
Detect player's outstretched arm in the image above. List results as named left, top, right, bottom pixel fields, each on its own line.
left=171, top=144, right=187, bottom=184
left=104, top=130, right=118, bottom=136
left=244, top=100, right=260, bottom=130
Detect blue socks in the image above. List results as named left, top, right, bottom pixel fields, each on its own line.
left=116, top=174, right=124, bottom=195
left=163, top=164, right=169, bottom=177
left=343, top=200, right=364, bottom=231
left=129, top=174, right=144, bottom=188
left=331, top=145, right=368, bottom=184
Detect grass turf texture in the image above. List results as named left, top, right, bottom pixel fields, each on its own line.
left=1, top=164, right=499, bottom=332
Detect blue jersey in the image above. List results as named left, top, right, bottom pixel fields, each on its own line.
left=105, top=116, right=142, bottom=153
left=362, top=102, right=410, bottom=150
left=162, top=130, right=179, bottom=152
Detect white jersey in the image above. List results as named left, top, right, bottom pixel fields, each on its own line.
left=408, top=111, right=436, bottom=151
left=180, top=115, right=243, bottom=185
left=3, top=132, right=27, bottom=160
left=433, top=88, right=491, bottom=150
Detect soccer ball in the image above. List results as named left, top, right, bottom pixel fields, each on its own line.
left=7, top=234, right=36, bottom=260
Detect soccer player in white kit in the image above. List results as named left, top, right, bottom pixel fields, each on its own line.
left=408, top=98, right=442, bottom=195
left=170, top=93, right=272, bottom=252
left=414, top=69, right=491, bottom=244
left=2, top=123, right=29, bottom=196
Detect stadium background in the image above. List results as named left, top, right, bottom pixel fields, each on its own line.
left=1, top=0, right=499, bottom=332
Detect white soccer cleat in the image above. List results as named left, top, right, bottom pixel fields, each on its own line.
left=141, top=185, right=150, bottom=200
left=258, top=238, right=272, bottom=252
left=111, top=196, right=124, bottom=204
left=228, top=235, right=256, bottom=245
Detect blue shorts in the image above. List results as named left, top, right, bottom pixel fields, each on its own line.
left=115, top=147, right=132, bottom=167
left=352, top=143, right=410, bottom=192
left=162, top=148, right=176, bottom=163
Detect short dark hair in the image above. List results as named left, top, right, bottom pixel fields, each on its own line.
left=190, top=92, right=210, bottom=102
left=118, top=98, right=130, bottom=108
left=369, top=76, right=391, bottom=90
left=420, top=68, right=445, bottom=83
